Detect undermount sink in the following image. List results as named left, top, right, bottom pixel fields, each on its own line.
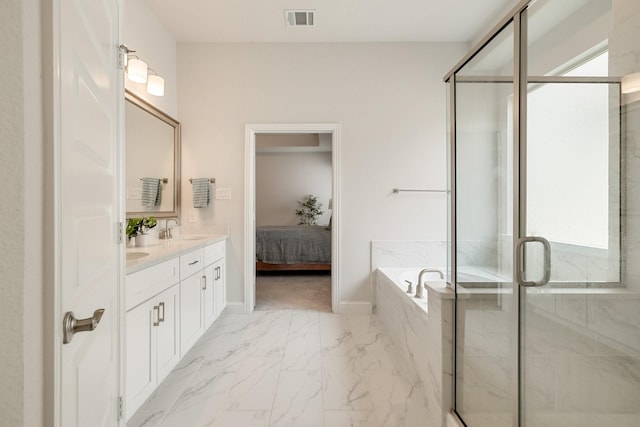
left=180, top=235, right=209, bottom=241
left=126, top=252, right=150, bottom=260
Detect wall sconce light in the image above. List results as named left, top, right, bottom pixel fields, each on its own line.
left=622, top=72, right=640, bottom=94
left=127, top=57, right=148, bottom=84
left=119, top=45, right=165, bottom=97
left=147, top=71, right=165, bottom=97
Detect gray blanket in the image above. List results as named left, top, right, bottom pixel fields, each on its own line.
left=256, top=226, right=331, bottom=264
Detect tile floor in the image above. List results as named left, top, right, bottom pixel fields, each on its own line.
left=255, top=273, right=331, bottom=312
left=127, top=310, right=430, bottom=427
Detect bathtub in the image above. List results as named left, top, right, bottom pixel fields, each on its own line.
left=374, top=267, right=454, bottom=427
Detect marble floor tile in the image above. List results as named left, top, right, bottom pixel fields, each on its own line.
left=269, top=370, right=323, bottom=427
left=324, top=410, right=380, bottom=427
left=322, top=356, right=373, bottom=410
left=128, top=310, right=430, bottom=427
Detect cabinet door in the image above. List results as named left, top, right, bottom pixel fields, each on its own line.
left=180, top=272, right=204, bottom=356
left=126, top=300, right=156, bottom=419
left=203, top=264, right=216, bottom=329
left=156, top=284, right=181, bottom=382
left=214, top=259, right=226, bottom=319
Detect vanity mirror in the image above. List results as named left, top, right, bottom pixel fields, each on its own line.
left=125, top=90, right=181, bottom=218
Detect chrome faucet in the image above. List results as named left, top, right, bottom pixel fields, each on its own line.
left=415, top=269, right=445, bottom=299
left=159, top=218, right=180, bottom=239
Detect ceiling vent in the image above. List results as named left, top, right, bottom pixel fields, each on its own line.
left=285, top=10, right=315, bottom=27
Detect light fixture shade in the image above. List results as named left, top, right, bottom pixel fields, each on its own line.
left=147, top=74, right=165, bottom=96
left=127, top=58, right=148, bottom=83
left=622, top=72, right=640, bottom=94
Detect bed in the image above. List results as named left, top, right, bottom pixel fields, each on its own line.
left=256, top=225, right=331, bottom=271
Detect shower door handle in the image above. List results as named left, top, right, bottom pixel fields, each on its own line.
left=516, top=236, right=551, bottom=287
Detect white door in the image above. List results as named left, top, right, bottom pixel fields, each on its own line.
left=57, top=0, right=122, bottom=425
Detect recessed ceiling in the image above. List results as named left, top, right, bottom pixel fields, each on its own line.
left=145, top=0, right=518, bottom=43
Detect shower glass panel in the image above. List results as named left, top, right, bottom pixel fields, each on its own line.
left=521, top=1, right=638, bottom=426
left=454, top=21, right=516, bottom=427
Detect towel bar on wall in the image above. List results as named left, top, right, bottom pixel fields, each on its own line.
left=392, top=188, right=447, bottom=194
left=189, top=178, right=216, bottom=184
left=140, top=178, right=169, bottom=184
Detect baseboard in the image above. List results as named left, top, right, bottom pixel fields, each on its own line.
left=222, top=302, right=245, bottom=314
left=446, top=411, right=465, bottom=427
left=337, top=301, right=372, bottom=314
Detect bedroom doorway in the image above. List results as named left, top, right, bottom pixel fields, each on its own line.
left=244, top=124, right=341, bottom=314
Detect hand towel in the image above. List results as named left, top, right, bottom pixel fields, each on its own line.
left=141, top=178, right=161, bottom=208
left=192, top=178, right=210, bottom=208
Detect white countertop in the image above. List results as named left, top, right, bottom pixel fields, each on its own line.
left=126, top=232, right=228, bottom=275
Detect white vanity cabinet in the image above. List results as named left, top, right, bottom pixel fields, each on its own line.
left=179, top=252, right=206, bottom=355
left=126, top=259, right=181, bottom=420
left=181, top=241, right=226, bottom=354
left=203, top=241, right=226, bottom=328
left=126, top=237, right=227, bottom=421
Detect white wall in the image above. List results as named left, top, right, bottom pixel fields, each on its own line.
left=1, top=1, right=26, bottom=424
left=256, top=151, right=332, bottom=226
left=124, top=0, right=178, bottom=118
left=177, top=42, right=467, bottom=305
left=1, top=0, right=43, bottom=425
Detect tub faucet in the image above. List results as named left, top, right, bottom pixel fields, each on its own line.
left=415, top=269, right=445, bottom=299
left=160, top=218, right=180, bottom=239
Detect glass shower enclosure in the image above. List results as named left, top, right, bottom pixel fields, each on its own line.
left=446, top=1, right=640, bottom=426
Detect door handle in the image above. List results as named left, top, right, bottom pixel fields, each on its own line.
left=158, top=302, right=165, bottom=323
left=516, top=236, right=551, bottom=287
left=153, top=305, right=160, bottom=326
left=63, top=308, right=105, bottom=344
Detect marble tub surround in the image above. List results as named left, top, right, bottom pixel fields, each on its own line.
left=127, top=310, right=430, bottom=427
left=374, top=268, right=454, bottom=427
left=126, top=229, right=228, bottom=274
left=370, top=240, right=447, bottom=309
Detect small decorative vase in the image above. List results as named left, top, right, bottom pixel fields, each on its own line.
left=136, top=233, right=149, bottom=247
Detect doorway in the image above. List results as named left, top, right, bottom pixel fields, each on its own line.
left=244, top=124, right=341, bottom=314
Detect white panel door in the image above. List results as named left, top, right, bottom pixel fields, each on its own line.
left=58, top=0, right=122, bottom=425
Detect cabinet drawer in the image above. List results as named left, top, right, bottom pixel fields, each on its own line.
left=180, top=248, right=204, bottom=280
left=204, top=241, right=225, bottom=266
left=127, top=258, right=179, bottom=311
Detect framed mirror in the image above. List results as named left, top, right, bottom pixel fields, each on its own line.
left=125, top=90, right=181, bottom=218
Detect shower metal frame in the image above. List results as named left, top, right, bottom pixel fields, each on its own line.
left=444, top=0, right=621, bottom=425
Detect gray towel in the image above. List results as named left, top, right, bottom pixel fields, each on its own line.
left=141, top=178, right=161, bottom=208
left=192, top=178, right=210, bottom=208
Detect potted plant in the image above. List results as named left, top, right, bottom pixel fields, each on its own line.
left=126, top=216, right=157, bottom=247
left=295, top=194, right=324, bottom=226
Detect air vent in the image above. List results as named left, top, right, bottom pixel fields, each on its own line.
left=285, top=10, right=315, bottom=27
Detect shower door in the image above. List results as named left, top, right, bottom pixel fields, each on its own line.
left=520, top=1, right=635, bottom=426
left=449, top=1, right=640, bottom=426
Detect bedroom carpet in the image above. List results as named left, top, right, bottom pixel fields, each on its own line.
left=255, top=272, right=331, bottom=312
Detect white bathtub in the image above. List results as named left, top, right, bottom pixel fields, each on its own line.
left=374, top=267, right=454, bottom=427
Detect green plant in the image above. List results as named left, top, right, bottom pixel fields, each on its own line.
left=295, top=194, right=324, bottom=226
left=126, top=216, right=157, bottom=239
